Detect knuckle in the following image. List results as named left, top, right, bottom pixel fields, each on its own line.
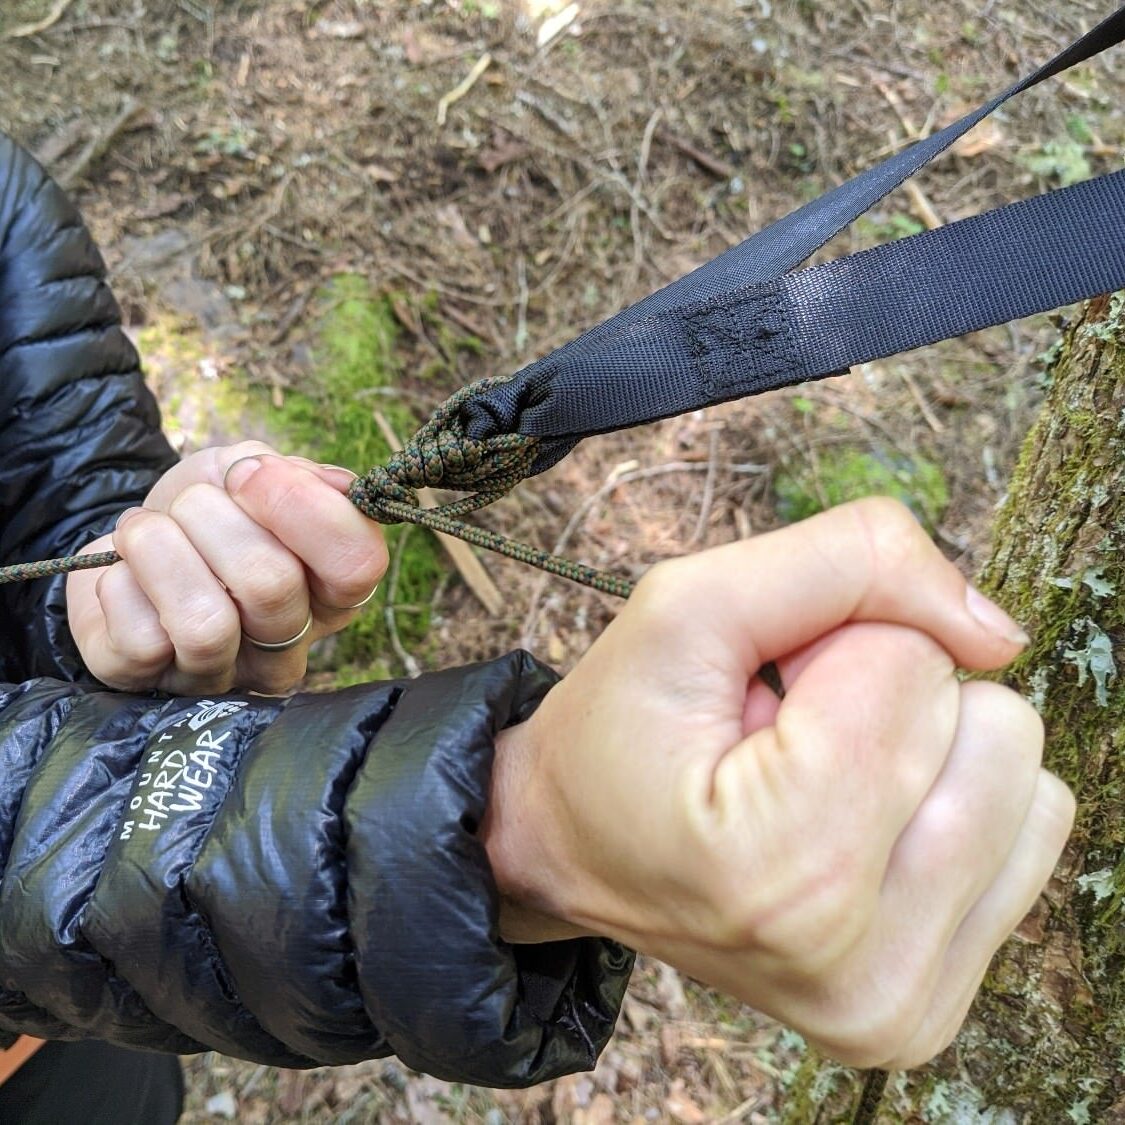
left=852, top=493, right=919, bottom=535
left=706, top=892, right=767, bottom=952
left=113, top=508, right=167, bottom=553
left=786, top=882, right=868, bottom=969
left=718, top=849, right=869, bottom=966
left=966, top=681, right=1045, bottom=768
left=167, top=481, right=220, bottom=523
left=895, top=1027, right=958, bottom=1071
left=818, top=990, right=922, bottom=1070
left=169, top=602, right=240, bottom=666
left=895, top=624, right=950, bottom=668
left=862, top=622, right=954, bottom=686
left=225, top=439, right=276, bottom=464
left=909, top=792, right=971, bottom=879
left=851, top=495, right=926, bottom=570
left=248, top=661, right=309, bottom=696
left=185, top=671, right=237, bottom=696
left=325, top=539, right=389, bottom=600
left=237, top=557, right=307, bottom=616
left=117, top=632, right=175, bottom=673
left=1038, top=770, right=1077, bottom=843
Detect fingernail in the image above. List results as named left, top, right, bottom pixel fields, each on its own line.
left=224, top=456, right=263, bottom=493
left=318, top=463, right=358, bottom=488
left=116, top=506, right=145, bottom=528
left=319, top=463, right=357, bottom=480
left=966, top=585, right=1030, bottom=646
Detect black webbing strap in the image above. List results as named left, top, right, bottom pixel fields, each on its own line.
left=460, top=5, right=1125, bottom=474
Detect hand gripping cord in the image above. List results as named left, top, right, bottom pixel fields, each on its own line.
left=0, top=379, right=635, bottom=598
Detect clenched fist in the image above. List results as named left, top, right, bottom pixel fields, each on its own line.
left=483, top=498, right=1074, bottom=1070
left=67, top=442, right=388, bottom=695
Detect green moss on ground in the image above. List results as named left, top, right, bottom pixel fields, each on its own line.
left=774, top=446, right=948, bottom=529
left=264, top=274, right=446, bottom=682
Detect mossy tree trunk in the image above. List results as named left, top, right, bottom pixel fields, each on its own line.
left=771, top=298, right=1125, bottom=1124
left=897, top=293, right=1125, bottom=1123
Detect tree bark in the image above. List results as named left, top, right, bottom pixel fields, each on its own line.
left=899, top=293, right=1125, bottom=1122
left=786, top=295, right=1125, bottom=1123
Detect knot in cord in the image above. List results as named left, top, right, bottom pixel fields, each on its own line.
left=348, top=378, right=540, bottom=523
left=0, top=375, right=634, bottom=598
left=344, top=377, right=635, bottom=600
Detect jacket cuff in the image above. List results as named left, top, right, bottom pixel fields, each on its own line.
left=347, top=650, right=635, bottom=1087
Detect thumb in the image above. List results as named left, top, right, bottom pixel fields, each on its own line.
left=632, top=497, right=1028, bottom=678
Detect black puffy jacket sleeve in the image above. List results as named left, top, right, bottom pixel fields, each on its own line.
left=0, top=134, right=180, bottom=682
left=0, top=132, right=633, bottom=1081
left=0, top=660, right=633, bottom=1083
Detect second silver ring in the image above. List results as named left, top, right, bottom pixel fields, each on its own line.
left=242, top=612, right=313, bottom=653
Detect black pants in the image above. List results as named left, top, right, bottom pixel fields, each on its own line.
left=0, top=1040, right=183, bottom=1124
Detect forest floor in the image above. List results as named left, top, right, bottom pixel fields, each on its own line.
left=2, top=0, right=1123, bottom=1122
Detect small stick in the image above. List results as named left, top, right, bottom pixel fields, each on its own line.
left=903, top=180, right=943, bottom=231
left=688, top=429, right=720, bottom=546
left=899, top=368, right=945, bottom=433
left=437, top=52, right=492, bottom=126
left=59, top=98, right=145, bottom=189
left=3, top=0, right=75, bottom=39
left=514, top=255, right=529, bottom=354
left=657, top=129, right=738, bottom=180
left=441, top=303, right=503, bottom=352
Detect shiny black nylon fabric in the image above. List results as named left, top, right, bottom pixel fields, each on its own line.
left=0, top=131, right=179, bottom=682
left=0, top=656, right=632, bottom=1081
left=0, top=132, right=634, bottom=1081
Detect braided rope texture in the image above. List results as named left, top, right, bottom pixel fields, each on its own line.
left=347, top=378, right=635, bottom=599
left=0, top=550, right=120, bottom=585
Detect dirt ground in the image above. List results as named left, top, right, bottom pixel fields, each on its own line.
left=3, top=0, right=1123, bottom=1121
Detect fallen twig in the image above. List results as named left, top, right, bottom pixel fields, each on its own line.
left=3, top=0, right=75, bottom=39
left=59, top=98, right=146, bottom=189
left=437, top=52, right=492, bottom=126
left=373, top=411, right=504, bottom=617
left=514, top=255, right=529, bottom=354
left=903, top=179, right=943, bottom=231
left=632, top=108, right=663, bottom=264
left=441, top=303, right=503, bottom=352
left=898, top=368, right=945, bottom=433
left=687, top=429, right=720, bottom=546
left=656, top=128, right=737, bottom=180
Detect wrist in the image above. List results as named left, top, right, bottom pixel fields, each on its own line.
left=482, top=716, right=593, bottom=944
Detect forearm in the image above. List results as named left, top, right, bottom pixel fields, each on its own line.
left=0, top=653, right=632, bottom=1084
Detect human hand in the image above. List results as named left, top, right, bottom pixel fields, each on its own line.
left=483, top=498, right=1074, bottom=1070
left=67, top=442, right=388, bottom=694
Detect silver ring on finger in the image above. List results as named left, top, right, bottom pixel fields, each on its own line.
left=340, top=584, right=379, bottom=611
left=242, top=612, right=313, bottom=652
